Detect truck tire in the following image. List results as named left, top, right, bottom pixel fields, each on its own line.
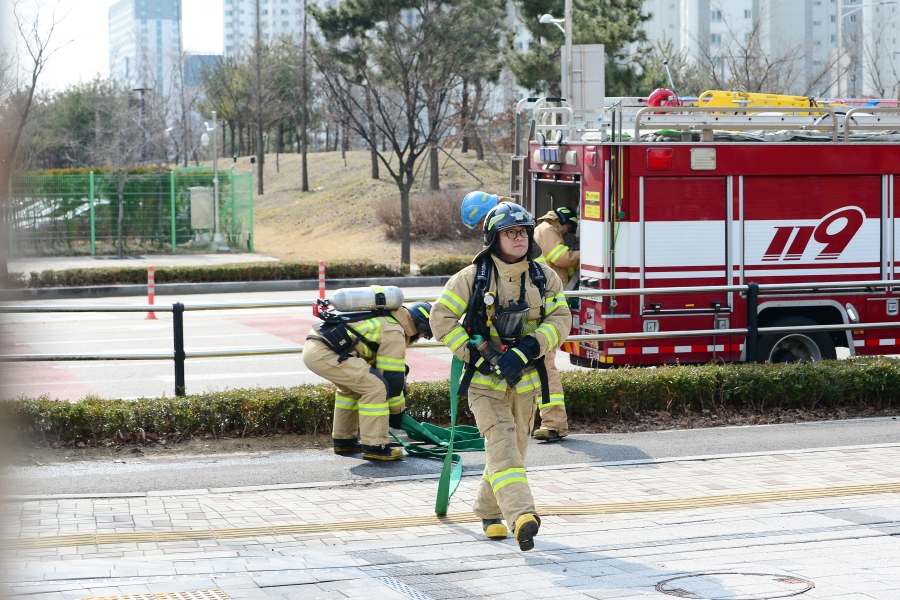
left=757, top=316, right=836, bottom=363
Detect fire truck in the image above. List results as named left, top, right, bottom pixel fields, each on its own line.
left=510, top=95, right=900, bottom=366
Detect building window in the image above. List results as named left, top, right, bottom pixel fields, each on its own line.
left=813, top=20, right=821, bottom=25
left=744, top=9, right=752, bottom=18
left=282, top=20, right=288, bottom=25
left=711, top=33, right=722, bottom=44
left=262, top=9, right=268, bottom=14
left=744, top=33, right=750, bottom=41
left=831, top=15, right=836, bottom=22
left=711, top=10, right=722, bottom=21
left=850, top=15, right=856, bottom=22
left=517, top=42, right=524, bottom=50
left=226, top=10, right=232, bottom=15
left=226, top=33, right=233, bottom=39
left=281, top=9, right=288, bottom=13
left=831, top=34, right=836, bottom=41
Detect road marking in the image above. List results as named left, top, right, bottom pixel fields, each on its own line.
left=7, top=481, right=900, bottom=550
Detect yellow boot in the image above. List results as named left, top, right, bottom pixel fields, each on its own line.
left=361, top=444, right=404, bottom=461
left=514, top=514, right=540, bottom=551
left=482, top=519, right=508, bottom=540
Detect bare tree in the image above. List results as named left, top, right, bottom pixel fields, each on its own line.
left=692, top=4, right=840, bottom=96
left=90, top=87, right=144, bottom=259
left=312, top=0, right=507, bottom=266
left=0, top=0, right=67, bottom=280
left=858, top=14, right=900, bottom=99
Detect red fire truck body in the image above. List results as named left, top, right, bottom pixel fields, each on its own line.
left=516, top=104, right=900, bottom=366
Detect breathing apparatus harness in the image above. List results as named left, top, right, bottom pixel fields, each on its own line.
left=457, top=252, right=551, bottom=402
left=308, top=298, right=389, bottom=363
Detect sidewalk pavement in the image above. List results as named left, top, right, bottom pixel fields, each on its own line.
left=10, top=254, right=279, bottom=274
left=3, top=444, right=900, bottom=599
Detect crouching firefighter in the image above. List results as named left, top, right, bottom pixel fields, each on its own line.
left=430, top=202, right=572, bottom=551
left=302, top=285, right=432, bottom=461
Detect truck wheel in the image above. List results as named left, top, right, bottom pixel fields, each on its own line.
left=757, top=316, right=836, bottom=363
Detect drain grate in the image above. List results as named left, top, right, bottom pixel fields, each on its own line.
left=656, top=572, right=814, bottom=599
left=84, top=591, right=231, bottom=600
left=377, top=577, right=435, bottom=600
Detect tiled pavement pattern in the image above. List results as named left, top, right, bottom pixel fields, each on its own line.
left=4, top=445, right=900, bottom=599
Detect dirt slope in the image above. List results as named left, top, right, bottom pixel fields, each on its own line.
left=224, top=149, right=509, bottom=265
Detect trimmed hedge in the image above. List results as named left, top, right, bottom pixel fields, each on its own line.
left=3, top=358, right=899, bottom=444
left=12, top=260, right=405, bottom=288
left=418, top=256, right=472, bottom=276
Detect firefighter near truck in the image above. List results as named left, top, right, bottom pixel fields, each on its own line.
left=511, top=95, right=900, bottom=367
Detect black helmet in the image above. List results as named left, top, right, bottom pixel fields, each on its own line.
left=483, top=202, right=535, bottom=247
left=408, top=302, right=432, bottom=339
left=555, top=206, right=578, bottom=234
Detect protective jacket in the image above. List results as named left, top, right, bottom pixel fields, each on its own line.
left=534, top=212, right=579, bottom=287
left=306, top=313, right=409, bottom=425
left=431, top=253, right=571, bottom=400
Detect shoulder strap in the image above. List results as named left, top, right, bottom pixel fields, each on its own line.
left=527, top=257, right=547, bottom=321
left=464, top=256, right=493, bottom=338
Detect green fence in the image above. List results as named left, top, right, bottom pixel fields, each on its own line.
left=7, top=170, right=254, bottom=257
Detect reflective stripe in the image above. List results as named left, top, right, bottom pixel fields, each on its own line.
left=540, top=393, right=565, bottom=408
left=471, top=373, right=508, bottom=391
left=490, top=467, right=528, bottom=492
left=534, top=255, right=547, bottom=263
left=545, top=292, right=566, bottom=315
left=515, top=370, right=541, bottom=393
left=444, top=326, right=469, bottom=352
left=536, top=323, right=559, bottom=347
left=376, top=356, right=406, bottom=371
left=388, top=393, right=405, bottom=408
left=547, top=244, right=568, bottom=263
left=359, top=401, right=390, bottom=417
left=512, top=348, right=528, bottom=362
left=438, top=289, right=468, bottom=318
left=334, top=395, right=358, bottom=411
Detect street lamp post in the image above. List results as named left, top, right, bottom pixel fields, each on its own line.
left=837, top=1, right=898, bottom=98
left=202, top=111, right=226, bottom=251
left=132, top=87, right=151, bottom=162
left=539, top=0, right=572, bottom=98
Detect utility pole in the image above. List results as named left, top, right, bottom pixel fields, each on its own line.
left=837, top=0, right=843, bottom=98
left=254, top=0, right=264, bottom=195
left=301, top=0, right=309, bottom=192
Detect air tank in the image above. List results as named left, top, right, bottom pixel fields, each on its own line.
left=330, top=286, right=404, bottom=312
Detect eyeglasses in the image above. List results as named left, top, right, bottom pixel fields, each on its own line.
left=502, top=228, right=530, bottom=240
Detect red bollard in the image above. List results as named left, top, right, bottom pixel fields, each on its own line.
left=313, top=260, right=325, bottom=316
left=146, top=265, right=157, bottom=320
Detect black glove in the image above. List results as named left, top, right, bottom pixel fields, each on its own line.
left=495, top=336, right=541, bottom=382
left=467, top=342, right=495, bottom=375
left=389, top=410, right=406, bottom=429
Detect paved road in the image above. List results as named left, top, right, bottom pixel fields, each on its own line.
left=6, top=417, right=898, bottom=497
left=5, top=287, right=561, bottom=401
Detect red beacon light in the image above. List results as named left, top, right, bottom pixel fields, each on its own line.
left=647, top=148, right=674, bottom=170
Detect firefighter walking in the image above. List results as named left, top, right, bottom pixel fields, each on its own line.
left=303, top=295, right=432, bottom=461
left=461, top=191, right=571, bottom=443
left=531, top=207, right=580, bottom=441
left=431, top=202, right=571, bottom=551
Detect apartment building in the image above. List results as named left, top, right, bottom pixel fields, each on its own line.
left=108, top=0, right=183, bottom=97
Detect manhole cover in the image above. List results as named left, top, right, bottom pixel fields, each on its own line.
left=656, top=572, right=814, bottom=599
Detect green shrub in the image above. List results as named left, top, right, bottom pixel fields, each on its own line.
left=12, top=260, right=405, bottom=288
left=3, top=358, right=898, bottom=444
left=419, top=256, right=472, bottom=276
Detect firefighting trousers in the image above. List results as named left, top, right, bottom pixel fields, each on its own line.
left=302, top=339, right=402, bottom=446
left=538, top=349, right=568, bottom=436
left=469, top=386, right=539, bottom=526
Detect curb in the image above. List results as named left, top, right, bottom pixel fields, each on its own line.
left=6, top=442, right=899, bottom=502
left=0, top=276, right=452, bottom=301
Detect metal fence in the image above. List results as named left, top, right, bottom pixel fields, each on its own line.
left=7, top=170, right=254, bottom=257
left=4, top=281, right=900, bottom=397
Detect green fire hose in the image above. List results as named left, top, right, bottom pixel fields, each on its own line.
left=388, top=356, right=483, bottom=515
